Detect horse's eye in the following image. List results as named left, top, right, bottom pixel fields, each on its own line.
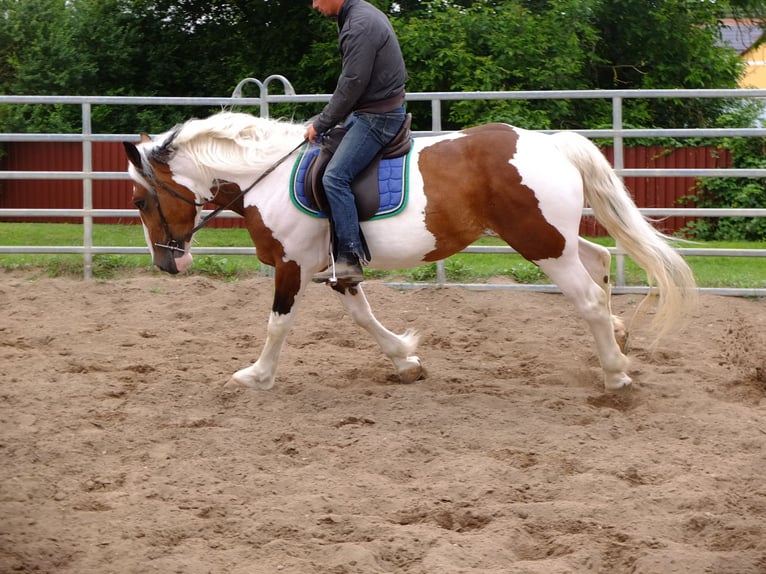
left=133, top=198, right=147, bottom=211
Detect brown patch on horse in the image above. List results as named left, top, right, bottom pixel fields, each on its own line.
left=242, top=207, right=302, bottom=315
left=243, top=208, right=284, bottom=268
left=418, top=123, right=565, bottom=262
left=209, top=180, right=246, bottom=216
left=272, top=259, right=302, bottom=315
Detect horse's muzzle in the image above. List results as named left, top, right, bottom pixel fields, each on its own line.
left=153, top=241, right=192, bottom=274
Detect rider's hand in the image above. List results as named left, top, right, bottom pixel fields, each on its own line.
left=304, top=124, right=319, bottom=143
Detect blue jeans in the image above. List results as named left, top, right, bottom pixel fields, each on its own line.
left=322, top=106, right=406, bottom=261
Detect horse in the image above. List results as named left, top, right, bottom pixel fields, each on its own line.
left=123, top=111, right=696, bottom=392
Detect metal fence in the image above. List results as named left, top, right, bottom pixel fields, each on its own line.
left=1, top=85, right=765, bottom=296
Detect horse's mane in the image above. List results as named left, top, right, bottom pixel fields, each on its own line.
left=168, top=112, right=306, bottom=180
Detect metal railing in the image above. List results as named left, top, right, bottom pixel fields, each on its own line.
left=1, top=86, right=765, bottom=296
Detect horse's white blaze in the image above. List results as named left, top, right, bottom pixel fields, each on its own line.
left=140, top=219, right=155, bottom=259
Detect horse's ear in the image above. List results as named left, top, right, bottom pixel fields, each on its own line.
left=150, top=145, right=173, bottom=164
left=150, top=126, right=181, bottom=164
left=123, top=142, right=143, bottom=170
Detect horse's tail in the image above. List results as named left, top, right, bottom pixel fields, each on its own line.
left=551, top=130, right=697, bottom=340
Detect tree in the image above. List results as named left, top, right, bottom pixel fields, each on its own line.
left=587, top=0, right=746, bottom=128
left=387, top=0, right=602, bottom=129
left=1, top=0, right=765, bottom=133
left=0, top=0, right=316, bottom=133
left=0, top=0, right=96, bottom=132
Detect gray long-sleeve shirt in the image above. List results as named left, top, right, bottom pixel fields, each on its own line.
left=313, top=0, right=407, bottom=134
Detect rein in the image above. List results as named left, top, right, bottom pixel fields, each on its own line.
left=150, top=139, right=306, bottom=254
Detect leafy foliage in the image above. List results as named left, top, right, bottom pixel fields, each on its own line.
left=685, top=137, right=766, bottom=241
left=0, top=0, right=764, bottom=133
left=680, top=101, right=766, bottom=240
left=394, top=0, right=601, bottom=130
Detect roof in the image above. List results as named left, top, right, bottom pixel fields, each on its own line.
left=718, top=18, right=765, bottom=54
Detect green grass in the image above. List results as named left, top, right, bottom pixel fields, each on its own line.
left=444, top=236, right=766, bottom=289
left=0, top=222, right=763, bottom=288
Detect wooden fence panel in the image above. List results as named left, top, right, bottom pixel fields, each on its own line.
left=0, top=142, right=240, bottom=227
left=579, top=146, right=731, bottom=237
left=1, top=142, right=732, bottom=235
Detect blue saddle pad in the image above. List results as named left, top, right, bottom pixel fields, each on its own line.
left=289, top=144, right=409, bottom=220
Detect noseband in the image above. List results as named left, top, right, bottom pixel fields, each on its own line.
left=140, top=139, right=306, bottom=255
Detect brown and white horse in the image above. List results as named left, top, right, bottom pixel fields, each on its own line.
left=124, top=111, right=696, bottom=391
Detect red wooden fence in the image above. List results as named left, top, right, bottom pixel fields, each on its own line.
left=0, top=142, right=732, bottom=235
left=580, top=145, right=732, bottom=236
left=0, top=141, right=242, bottom=228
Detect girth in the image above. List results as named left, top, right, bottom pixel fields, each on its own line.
left=304, top=113, right=412, bottom=221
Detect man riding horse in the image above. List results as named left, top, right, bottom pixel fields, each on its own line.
left=305, top=0, right=407, bottom=285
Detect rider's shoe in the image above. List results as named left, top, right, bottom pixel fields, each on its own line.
left=312, top=253, right=364, bottom=285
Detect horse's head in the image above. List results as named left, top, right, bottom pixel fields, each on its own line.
left=123, top=132, right=205, bottom=274
left=125, top=112, right=307, bottom=274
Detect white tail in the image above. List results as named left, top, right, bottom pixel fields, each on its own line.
left=552, top=131, right=697, bottom=340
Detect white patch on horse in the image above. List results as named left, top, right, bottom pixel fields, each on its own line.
left=509, top=128, right=585, bottom=253
left=251, top=161, right=330, bottom=270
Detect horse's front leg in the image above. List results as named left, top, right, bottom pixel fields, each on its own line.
left=226, top=262, right=304, bottom=390
left=331, top=283, right=424, bottom=383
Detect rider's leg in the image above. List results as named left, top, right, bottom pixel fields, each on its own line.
left=314, top=108, right=405, bottom=284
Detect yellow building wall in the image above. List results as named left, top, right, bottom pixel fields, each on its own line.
left=740, top=43, right=766, bottom=88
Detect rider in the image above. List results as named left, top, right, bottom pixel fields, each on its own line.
left=306, top=0, right=407, bottom=284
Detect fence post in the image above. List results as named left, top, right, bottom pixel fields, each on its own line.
left=611, top=96, right=626, bottom=287
left=82, top=103, right=93, bottom=279
left=432, top=98, right=448, bottom=284
left=232, top=77, right=296, bottom=277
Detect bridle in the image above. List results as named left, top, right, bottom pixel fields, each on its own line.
left=141, top=139, right=306, bottom=255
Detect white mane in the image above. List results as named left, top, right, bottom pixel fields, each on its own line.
left=168, top=112, right=306, bottom=182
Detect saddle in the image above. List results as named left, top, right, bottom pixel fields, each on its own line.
left=304, top=113, right=412, bottom=222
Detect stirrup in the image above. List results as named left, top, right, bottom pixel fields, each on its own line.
left=312, top=254, right=364, bottom=285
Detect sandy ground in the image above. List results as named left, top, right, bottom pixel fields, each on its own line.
left=0, top=270, right=764, bottom=574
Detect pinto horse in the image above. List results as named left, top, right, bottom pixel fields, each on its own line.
left=124, top=111, right=696, bottom=391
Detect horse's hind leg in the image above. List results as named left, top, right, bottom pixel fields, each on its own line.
left=536, top=249, right=631, bottom=391
left=578, top=238, right=628, bottom=352
left=330, top=283, right=423, bottom=383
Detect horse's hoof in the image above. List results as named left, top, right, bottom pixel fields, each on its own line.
left=227, top=367, right=277, bottom=390
left=398, top=357, right=425, bottom=384
left=604, top=373, right=632, bottom=392
left=224, top=377, right=245, bottom=390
